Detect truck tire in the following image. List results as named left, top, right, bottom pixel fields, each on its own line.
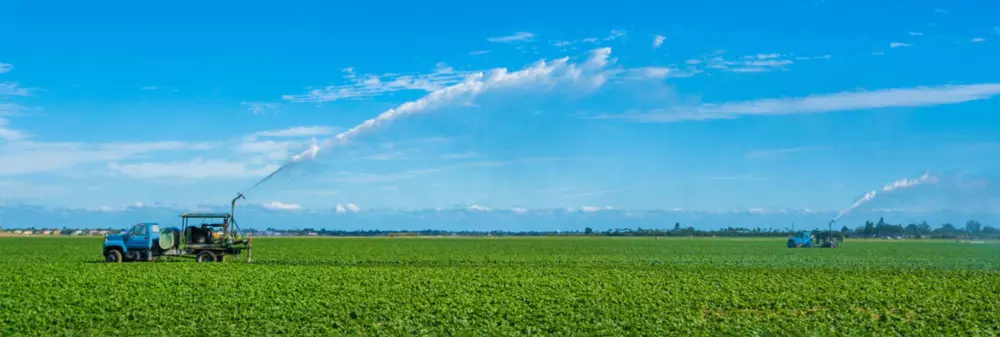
left=216, top=254, right=225, bottom=263
left=105, top=249, right=123, bottom=263
left=196, top=251, right=217, bottom=263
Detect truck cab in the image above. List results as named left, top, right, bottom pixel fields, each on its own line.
left=103, top=222, right=161, bottom=262
left=786, top=231, right=814, bottom=248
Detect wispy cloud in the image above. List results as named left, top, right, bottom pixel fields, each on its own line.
left=241, top=101, right=280, bottom=114
left=0, top=63, right=12, bottom=73
left=331, top=157, right=558, bottom=183
left=745, top=146, right=831, bottom=159
left=627, top=67, right=671, bottom=79
left=139, top=86, right=158, bottom=90
left=551, top=37, right=600, bottom=49
left=0, top=141, right=219, bottom=176
left=970, top=37, right=986, bottom=43
left=908, top=32, right=924, bottom=36
left=889, top=42, right=913, bottom=48
left=0, top=117, right=27, bottom=141
left=260, top=201, right=302, bottom=211
left=282, top=63, right=476, bottom=103
left=652, top=35, right=665, bottom=49
left=107, top=158, right=278, bottom=180
left=487, top=32, right=535, bottom=43
left=468, top=50, right=491, bottom=55
left=693, top=51, right=809, bottom=74
left=251, top=126, right=335, bottom=138
left=934, top=8, right=947, bottom=13
left=440, top=151, right=481, bottom=159
left=604, top=29, right=627, bottom=41
left=0, top=82, right=33, bottom=96
left=591, top=83, right=1000, bottom=123
left=0, top=180, right=64, bottom=198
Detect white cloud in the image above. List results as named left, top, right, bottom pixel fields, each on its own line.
left=652, top=35, right=665, bottom=49
left=469, top=50, right=491, bottom=55
left=908, top=32, right=924, bottom=36
left=261, top=201, right=302, bottom=211
left=593, top=83, right=1000, bottom=123
left=0, top=117, right=27, bottom=141
left=510, top=206, right=529, bottom=214
left=889, top=42, right=913, bottom=48
left=0, top=63, right=12, bottom=73
left=140, top=86, right=158, bottom=90
left=335, top=203, right=360, bottom=213
left=0, top=140, right=218, bottom=176
left=282, top=63, right=477, bottom=103
left=106, top=158, right=279, bottom=179
left=970, top=37, right=985, bottom=43
left=330, top=157, right=557, bottom=184
left=581, top=206, right=613, bottom=212
left=241, top=101, right=280, bottom=114
left=0, top=180, right=64, bottom=198
left=628, top=67, right=671, bottom=79
left=694, top=52, right=801, bottom=74
left=360, top=152, right=408, bottom=161
left=745, top=146, right=830, bottom=159
left=487, top=32, right=535, bottom=43
left=252, top=126, right=335, bottom=138
left=0, top=82, right=33, bottom=96
left=440, top=151, right=481, bottom=159
left=604, top=29, right=627, bottom=41
left=467, top=204, right=490, bottom=211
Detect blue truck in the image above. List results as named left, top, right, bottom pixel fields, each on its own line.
left=102, top=195, right=252, bottom=263
left=787, top=221, right=841, bottom=248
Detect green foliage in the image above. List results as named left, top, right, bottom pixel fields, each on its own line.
left=0, top=237, right=998, bottom=336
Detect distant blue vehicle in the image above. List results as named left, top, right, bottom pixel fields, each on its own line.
left=787, top=231, right=815, bottom=248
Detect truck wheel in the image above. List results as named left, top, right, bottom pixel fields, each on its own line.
left=196, top=251, right=217, bottom=263
left=105, top=249, right=123, bottom=263
left=216, top=254, right=225, bottom=263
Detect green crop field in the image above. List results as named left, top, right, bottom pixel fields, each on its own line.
left=1, top=236, right=998, bottom=336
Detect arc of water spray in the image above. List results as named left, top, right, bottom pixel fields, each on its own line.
left=833, top=172, right=939, bottom=221
left=240, top=48, right=616, bottom=195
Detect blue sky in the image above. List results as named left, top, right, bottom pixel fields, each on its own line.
left=2, top=0, right=1000, bottom=223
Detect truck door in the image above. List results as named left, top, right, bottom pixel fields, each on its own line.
left=125, top=223, right=151, bottom=251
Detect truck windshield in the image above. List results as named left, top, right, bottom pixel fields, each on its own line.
left=132, top=224, right=148, bottom=236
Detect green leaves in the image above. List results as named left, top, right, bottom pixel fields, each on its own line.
left=0, top=236, right=997, bottom=336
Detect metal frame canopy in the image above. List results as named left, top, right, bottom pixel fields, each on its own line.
left=179, top=212, right=231, bottom=219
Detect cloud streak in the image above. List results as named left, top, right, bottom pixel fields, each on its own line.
left=652, top=35, right=665, bottom=49
left=282, top=63, right=476, bottom=103
left=745, top=146, right=831, bottom=159
left=0, top=63, right=12, bottom=73
left=487, top=32, right=536, bottom=43
left=592, top=83, right=1000, bottom=123
left=0, top=82, right=33, bottom=96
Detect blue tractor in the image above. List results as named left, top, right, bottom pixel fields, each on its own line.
left=102, top=194, right=252, bottom=263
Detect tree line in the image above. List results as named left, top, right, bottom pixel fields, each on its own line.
left=3, top=218, right=996, bottom=239
left=243, top=217, right=998, bottom=239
